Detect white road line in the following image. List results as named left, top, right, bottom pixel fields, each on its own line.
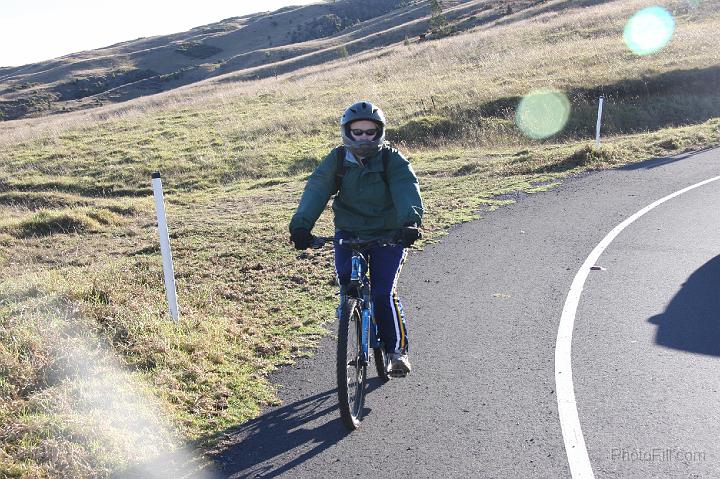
left=555, top=174, right=720, bottom=479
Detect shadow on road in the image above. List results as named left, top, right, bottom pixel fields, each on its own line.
left=212, top=378, right=385, bottom=478
left=619, top=147, right=715, bottom=171
left=648, top=255, right=720, bottom=356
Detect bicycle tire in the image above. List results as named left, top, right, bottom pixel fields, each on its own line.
left=337, top=297, right=367, bottom=430
left=374, top=347, right=390, bottom=381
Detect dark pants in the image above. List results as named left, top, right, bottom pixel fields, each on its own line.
left=334, top=230, right=409, bottom=353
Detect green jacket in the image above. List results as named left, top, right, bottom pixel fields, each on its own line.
left=289, top=144, right=424, bottom=239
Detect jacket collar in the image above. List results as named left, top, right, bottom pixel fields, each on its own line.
left=345, top=148, right=383, bottom=171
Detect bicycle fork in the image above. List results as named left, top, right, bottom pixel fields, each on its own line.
left=337, top=254, right=382, bottom=366
left=360, top=306, right=371, bottom=365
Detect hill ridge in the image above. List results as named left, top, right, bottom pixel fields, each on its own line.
left=0, top=0, right=547, bottom=122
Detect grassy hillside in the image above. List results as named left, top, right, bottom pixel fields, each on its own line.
left=0, top=0, right=553, bottom=122
left=1, top=0, right=719, bottom=476
left=0, top=0, right=411, bottom=120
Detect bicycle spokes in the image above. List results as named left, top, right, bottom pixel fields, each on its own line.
left=337, top=299, right=367, bottom=430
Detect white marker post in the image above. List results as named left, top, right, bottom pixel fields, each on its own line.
left=151, top=172, right=179, bottom=321
left=595, top=95, right=605, bottom=148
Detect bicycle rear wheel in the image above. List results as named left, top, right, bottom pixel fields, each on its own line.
left=337, top=297, right=367, bottom=430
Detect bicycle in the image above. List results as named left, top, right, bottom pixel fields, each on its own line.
left=310, top=233, right=405, bottom=430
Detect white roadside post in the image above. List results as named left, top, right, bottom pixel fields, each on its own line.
left=151, top=172, right=180, bottom=321
left=595, top=95, right=605, bottom=148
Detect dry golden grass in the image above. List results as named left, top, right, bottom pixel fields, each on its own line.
left=2, top=0, right=718, bottom=147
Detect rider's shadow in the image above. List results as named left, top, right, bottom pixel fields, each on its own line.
left=213, top=378, right=385, bottom=478
left=648, top=255, right=720, bottom=356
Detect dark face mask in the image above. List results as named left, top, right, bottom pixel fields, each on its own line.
left=350, top=141, right=379, bottom=159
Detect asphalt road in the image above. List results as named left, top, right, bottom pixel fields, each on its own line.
left=213, top=147, right=720, bottom=479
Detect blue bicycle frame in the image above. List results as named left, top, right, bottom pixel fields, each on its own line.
left=336, top=250, right=383, bottom=364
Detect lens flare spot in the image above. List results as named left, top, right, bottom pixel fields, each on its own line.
left=515, top=89, right=571, bottom=140
left=624, top=6, right=675, bottom=56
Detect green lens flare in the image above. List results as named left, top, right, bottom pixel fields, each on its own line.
left=515, top=89, right=571, bottom=140
left=624, top=6, right=675, bottom=56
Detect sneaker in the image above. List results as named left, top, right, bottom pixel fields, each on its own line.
left=387, top=351, right=411, bottom=377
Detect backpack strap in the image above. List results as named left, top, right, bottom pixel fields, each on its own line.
left=380, top=146, right=390, bottom=188
left=333, top=145, right=346, bottom=196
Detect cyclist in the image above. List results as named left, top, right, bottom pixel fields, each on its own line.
left=289, top=100, right=424, bottom=376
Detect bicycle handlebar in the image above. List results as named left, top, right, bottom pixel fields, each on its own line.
left=310, top=233, right=404, bottom=250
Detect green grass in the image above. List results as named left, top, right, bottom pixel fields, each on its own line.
left=1, top=0, right=720, bottom=476
left=0, top=208, right=127, bottom=238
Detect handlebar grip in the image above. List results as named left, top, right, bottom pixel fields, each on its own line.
left=309, top=236, right=325, bottom=249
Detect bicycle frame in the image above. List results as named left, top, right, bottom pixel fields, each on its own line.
left=337, top=250, right=383, bottom=364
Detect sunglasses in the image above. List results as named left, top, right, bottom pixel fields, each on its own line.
left=350, top=128, right=379, bottom=137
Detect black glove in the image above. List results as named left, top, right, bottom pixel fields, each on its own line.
left=399, top=224, right=422, bottom=247
left=290, top=228, right=313, bottom=250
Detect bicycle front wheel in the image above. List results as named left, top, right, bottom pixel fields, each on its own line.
left=337, top=297, right=367, bottom=430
